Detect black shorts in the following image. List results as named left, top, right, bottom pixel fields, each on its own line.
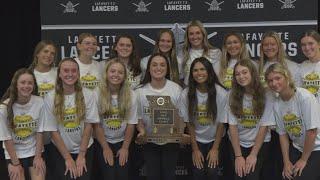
left=6, top=156, right=34, bottom=168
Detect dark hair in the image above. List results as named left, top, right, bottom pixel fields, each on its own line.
left=188, top=57, right=224, bottom=122
left=138, top=53, right=171, bottom=87
left=111, top=34, right=141, bottom=77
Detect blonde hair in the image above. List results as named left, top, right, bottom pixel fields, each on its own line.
left=54, top=58, right=85, bottom=124
left=220, top=32, right=250, bottom=81
left=183, top=20, right=215, bottom=64
left=99, top=59, right=131, bottom=119
left=259, top=31, right=288, bottom=74
left=264, top=63, right=295, bottom=90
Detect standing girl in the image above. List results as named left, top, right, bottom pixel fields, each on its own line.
left=179, top=57, right=226, bottom=180
left=182, top=20, right=221, bottom=85
left=41, top=58, right=99, bottom=180
left=94, top=59, right=137, bottom=180
left=0, top=68, right=45, bottom=180
left=266, top=63, right=320, bottom=180
left=214, top=32, right=252, bottom=90
left=299, top=30, right=320, bottom=102
left=100, top=35, right=141, bottom=89
left=259, top=31, right=300, bottom=86
left=135, top=53, right=182, bottom=180
left=140, top=29, right=183, bottom=84
left=226, top=59, right=274, bottom=180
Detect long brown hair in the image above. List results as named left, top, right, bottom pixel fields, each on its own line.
left=1, top=68, right=38, bottom=129
left=29, top=40, right=57, bottom=71
left=230, top=59, right=265, bottom=117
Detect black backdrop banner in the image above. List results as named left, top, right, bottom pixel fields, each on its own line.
left=40, top=0, right=318, bottom=179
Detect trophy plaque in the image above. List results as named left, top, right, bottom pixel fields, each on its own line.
left=137, top=95, right=190, bottom=144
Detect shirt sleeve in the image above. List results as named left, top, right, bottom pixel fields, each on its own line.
left=260, top=92, right=276, bottom=127
left=0, top=105, right=12, bottom=141
left=41, top=94, right=58, bottom=132
left=128, top=90, right=138, bottom=125
left=216, top=85, right=228, bottom=123
left=273, top=104, right=287, bottom=135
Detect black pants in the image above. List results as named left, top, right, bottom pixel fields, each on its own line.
left=53, top=144, right=94, bottom=180
left=144, top=143, right=179, bottom=180
left=230, top=142, right=270, bottom=180
left=289, top=146, right=320, bottom=180
left=96, top=141, right=129, bottom=180
left=192, top=141, right=221, bottom=180
left=43, top=142, right=55, bottom=180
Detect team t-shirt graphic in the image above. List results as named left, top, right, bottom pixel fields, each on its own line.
left=13, top=113, right=37, bottom=141
left=38, top=80, right=55, bottom=97
left=63, top=107, right=81, bottom=133
left=223, top=68, right=233, bottom=89
left=80, top=72, right=100, bottom=89
left=238, top=108, right=259, bottom=129
left=195, top=104, right=211, bottom=126
left=103, top=107, right=122, bottom=130
left=282, top=112, right=302, bottom=137
left=303, top=72, right=320, bottom=95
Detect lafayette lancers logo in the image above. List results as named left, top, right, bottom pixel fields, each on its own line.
left=237, top=0, right=264, bottom=9
left=205, top=0, right=224, bottom=11
left=132, top=0, right=152, bottom=12
left=60, top=1, right=79, bottom=13
left=91, top=1, right=119, bottom=12
left=278, top=0, right=296, bottom=9
left=164, top=1, right=191, bottom=11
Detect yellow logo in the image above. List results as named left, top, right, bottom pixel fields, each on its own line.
left=81, top=73, right=99, bottom=89
left=63, top=107, right=79, bottom=129
left=105, top=107, right=122, bottom=130
left=239, top=108, right=258, bottom=128
left=223, top=68, right=233, bottom=89
left=38, top=83, right=54, bottom=96
left=283, top=113, right=302, bottom=137
left=305, top=72, right=319, bottom=81
left=14, top=115, right=34, bottom=138
left=196, top=105, right=210, bottom=126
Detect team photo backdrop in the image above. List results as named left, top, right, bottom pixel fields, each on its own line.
left=40, top=0, right=318, bottom=179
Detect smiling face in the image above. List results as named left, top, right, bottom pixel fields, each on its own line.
left=114, top=37, right=133, bottom=59
left=266, top=71, right=288, bottom=93
left=301, top=36, right=320, bottom=61
left=225, top=35, right=242, bottom=59
left=192, top=62, right=208, bottom=85
left=17, top=73, right=35, bottom=100
left=77, top=36, right=98, bottom=57
left=149, top=55, right=168, bottom=81
left=36, top=45, right=56, bottom=67
left=106, top=62, right=125, bottom=87
left=59, top=60, right=79, bottom=87
left=158, top=32, right=173, bottom=54
left=262, top=36, right=279, bottom=61
left=188, top=26, right=204, bottom=49
left=235, top=64, right=252, bottom=88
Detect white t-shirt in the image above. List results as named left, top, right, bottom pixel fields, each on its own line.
left=261, top=59, right=300, bottom=87
left=183, top=48, right=222, bottom=85
left=41, top=88, right=99, bottom=154
left=140, top=55, right=184, bottom=80
left=274, top=87, right=320, bottom=152
left=179, top=84, right=227, bottom=143
left=34, top=68, right=57, bottom=97
left=135, top=80, right=182, bottom=145
left=213, top=59, right=258, bottom=90
left=227, top=92, right=275, bottom=148
left=100, top=90, right=138, bottom=144
left=100, top=60, right=141, bottom=89
left=75, top=58, right=102, bottom=92
left=0, top=96, right=44, bottom=159
left=299, top=60, right=320, bottom=102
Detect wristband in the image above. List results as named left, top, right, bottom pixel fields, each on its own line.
left=11, top=162, right=21, bottom=166
left=235, top=155, right=242, bottom=158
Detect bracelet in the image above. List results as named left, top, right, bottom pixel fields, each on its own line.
left=235, top=155, right=242, bottom=158
left=11, top=162, right=21, bottom=166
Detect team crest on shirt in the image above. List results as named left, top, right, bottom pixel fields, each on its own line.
left=38, top=81, right=55, bottom=97
left=195, top=105, right=211, bottom=126
left=80, top=73, right=100, bottom=89
left=223, top=68, right=233, bottom=89
left=104, top=107, right=123, bottom=130
left=13, top=114, right=37, bottom=140
left=283, top=113, right=302, bottom=137
left=303, top=72, right=320, bottom=95
left=63, top=107, right=81, bottom=133
left=239, top=108, right=259, bottom=129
